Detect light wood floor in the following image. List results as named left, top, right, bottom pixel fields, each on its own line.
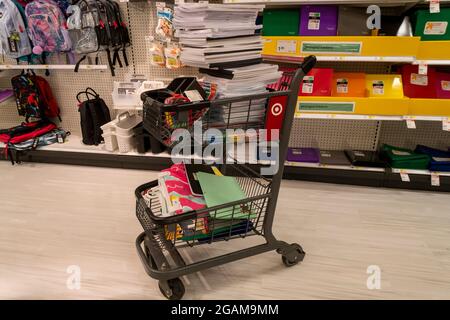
left=1, top=161, right=450, bottom=300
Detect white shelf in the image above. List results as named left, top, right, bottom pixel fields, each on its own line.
left=263, top=54, right=415, bottom=63
left=296, top=113, right=450, bottom=122
left=0, top=65, right=108, bottom=70
left=285, top=161, right=386, bottom=172
left=224, top=0, right=421, bottom=5
left=413, top=60, right=450, bottom=66
left=391, top=169, right=450, bottom=177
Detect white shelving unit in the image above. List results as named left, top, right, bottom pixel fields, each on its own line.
left=0, top=65, right=108, bottom=70
left=296, top=114, right=450, bottom=122
left=286, top=161, right=386, bottom=172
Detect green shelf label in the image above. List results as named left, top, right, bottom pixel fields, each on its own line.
left=298, top=101, right=355, bottom=113
left=301, top=41, right=362, bottom=54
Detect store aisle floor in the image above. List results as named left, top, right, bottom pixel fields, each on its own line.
left=1, top=161, right=450, bottom=300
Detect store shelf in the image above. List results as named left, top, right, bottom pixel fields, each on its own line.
left=286, top=161, right=386, bottom=172
left=0, top=65, right=108, bottom=70
left=224, top=0, right=421, bottom=5
left=391, top=168, right=450, bottom=177
left=296, top=96, right=410, bottom=116
left=262, top=36, right=421, bottom=62
left=296, top=113, right=450, bottom=122
left=409, top=99, right=450, bottom=117
left=416, top=41, right=450, bottom=65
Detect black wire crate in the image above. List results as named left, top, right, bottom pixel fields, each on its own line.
left=135, top=163, right=272, bottom=248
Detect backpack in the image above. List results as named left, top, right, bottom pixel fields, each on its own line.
left=31, top=74, right=61, bottom=120
left=25, top=0, right=71, bottom=55
left=11, top=72, right=43, bottom=121
left=69, top=0, right=130, bottom=76
left=11, top=71, right=61, bottom=122
left=77, top=87, right=111, bottom=145
left=0, top=0, right=32, bottom=59
left=10, top=128, right=68, bottom=151
left=0, top=120, right=56, bottom=164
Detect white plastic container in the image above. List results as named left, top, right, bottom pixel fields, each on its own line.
left=103, top=131, right=118, bottom=152
left=101, top=112, right=142, bottom=153
left=116, top=131, right=136, bottom=153
left=112, top=82, right=141, bottom=108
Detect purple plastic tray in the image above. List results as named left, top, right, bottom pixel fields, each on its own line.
left=287, top=148, right=320, bottom=163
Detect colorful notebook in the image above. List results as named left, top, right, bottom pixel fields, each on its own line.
left=196, top=172, right=256, bottom=220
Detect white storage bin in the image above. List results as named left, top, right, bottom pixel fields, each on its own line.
left=112, top=82, right=141, bottom=107
left=115, top=111, right=142, bottom=135
left=103, top=132, right=118, bottom=152
left=117, top=132, right=135, bottom=153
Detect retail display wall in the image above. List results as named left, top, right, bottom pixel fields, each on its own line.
left=0, top=0, right=449, bottom=191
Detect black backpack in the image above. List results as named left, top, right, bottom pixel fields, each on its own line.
left=77, top=87, right=111, bottom=145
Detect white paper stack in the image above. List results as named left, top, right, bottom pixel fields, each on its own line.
left=174, top=3, right=265, bottom=68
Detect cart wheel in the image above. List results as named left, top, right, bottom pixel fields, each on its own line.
left=159, top=278, right=185, bottom=300
left=282, top=247, right=305, bottom=267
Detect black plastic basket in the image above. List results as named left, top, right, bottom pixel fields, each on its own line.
left=135, top=163, right=271, bottom=248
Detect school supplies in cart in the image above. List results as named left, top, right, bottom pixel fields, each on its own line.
left=134, top=56, right=316, bottom=300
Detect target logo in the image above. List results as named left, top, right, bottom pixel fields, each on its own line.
left=271, top=103, right=283, bottom=117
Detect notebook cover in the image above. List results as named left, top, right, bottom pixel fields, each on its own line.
left=365, top=74, right=404, bottom=98
left=338, top=7, right=370, bottom=36
left=185, top=164, right=219, bottom=196
left=299, top=5, right=338, bottom=36
left=196, top=172, right=256, bottom=220
left=287, top=148, right=320, bottom=163
left=262, top=9, right=300, bottom=36
left=299, top=68, right=334, bottom=96
left=332, top=72, right=366, bottom=97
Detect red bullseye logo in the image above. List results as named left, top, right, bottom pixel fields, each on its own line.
left=271, top=103, right=283, bottom=116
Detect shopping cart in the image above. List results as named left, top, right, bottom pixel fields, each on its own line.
left=135, top=56, right=317, bottom=300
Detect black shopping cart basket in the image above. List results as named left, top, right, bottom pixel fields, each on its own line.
left=135, top=56, right=317, bottom=300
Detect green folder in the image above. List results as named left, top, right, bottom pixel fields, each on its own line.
left=196, top=172, right=256, bottom=220
left=262, top=9, right=300, bottom=36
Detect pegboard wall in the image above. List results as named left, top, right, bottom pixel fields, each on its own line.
left=379, top=121, right=450, bottom=150
left=0, top=2, right=448, bottom=156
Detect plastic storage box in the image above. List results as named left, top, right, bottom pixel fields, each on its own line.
left=414, top=8, right=450, bottom=41
left=101, top=112, right=142, bottom=153
left=436, top=72, right=450, bottom=99
left=401, top=65, right=437, bottom=99
left=299, top=5, right=338, bottom=36
left=287, top=147, right=320, bottom=163
left=262, top=9, right=300, bottom=36
left=299, top=68, right=334, bottom=96
left=365, top=74, right=404, bottom=98
left=331, top=72, right=366, bottom=97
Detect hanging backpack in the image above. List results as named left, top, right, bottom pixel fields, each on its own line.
left=11, top=72, right=43, bottom=121
left=30, top=74, right=61, bottom=120
left=25, top=0, right=72, bottom=56
left=107, top=0, right=130, bottom=69
left=11, top=71, right=61, bottom=122
left=0, top=0, right=32, bottom=59
left=77, top=87, right=111, bottom=145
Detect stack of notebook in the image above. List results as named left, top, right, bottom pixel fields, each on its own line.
left=174, top=3, right=265, bottom=68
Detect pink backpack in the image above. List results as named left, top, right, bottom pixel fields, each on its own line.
left=25, top=0, right=71, bottom=54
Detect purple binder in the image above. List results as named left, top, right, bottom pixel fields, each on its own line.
left=299, top=5, right=338, bottom=36
left=287, top=148, right=320, bottom=163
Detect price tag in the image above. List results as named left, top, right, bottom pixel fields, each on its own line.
left=443, top=118, right=450, bottom=131
left=431, top=173, right=440, bottom=186
left=406, top=119, right=416, bottom=129
left=400, top=172, right=410, bottom=182
left=418, top=63, right=428, bottom=75
left=276, top=40, right=297, bottom=54
left=430, top=0, right=440, bottom=13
